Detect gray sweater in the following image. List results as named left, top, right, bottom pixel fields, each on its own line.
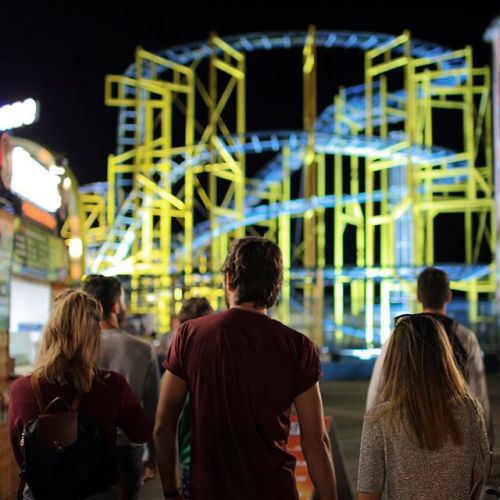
left=358, top=400, right=489, bottom=499
left=100, top=329, right=160, bottom=459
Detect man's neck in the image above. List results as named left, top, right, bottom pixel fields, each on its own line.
left=100, top=318, right=119, bottom=330
left=422, top=306, right=447, bottom=316
left=230, top=302, right=267, bottom=315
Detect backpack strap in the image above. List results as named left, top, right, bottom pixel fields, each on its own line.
left=30, top=376, right=46, bottom=413
left=70, top=390, right=83, bottom=411
left=31, top=375, right=83, bottom=412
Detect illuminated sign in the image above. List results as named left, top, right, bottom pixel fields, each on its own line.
left=12, top=219, right=68, bottom=282
left=0, top=99, right=39, bottom=131
left=21, top=201, right=57, bottom=231
left=11, top=147, right=62, bottom=212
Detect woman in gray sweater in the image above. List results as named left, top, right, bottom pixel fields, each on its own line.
left=357, top=314, right=489, bottom=500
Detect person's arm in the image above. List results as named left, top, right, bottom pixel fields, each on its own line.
left=465, top=332, right=490, bottom=418
left=365, top=343, right=387, bottom=411
left=142, top=348, right=161, bottom=483
left=7, top=378, right=32, bottom=467
left=154, top=370, right=188, bottom=499
left=470, top=404, right=490, bottom=500
left=461, top=328, right=494, bottom=446
left=115, top=374, right=154, bottom=444
left=295, top=382, right=337, bottom=500
left=356, top=410, right=384, bottom=500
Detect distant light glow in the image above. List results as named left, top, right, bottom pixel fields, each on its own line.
left=62, top=176, right=72, bottom=189
left=340, top=348, right=381, bottom=360
left=68, top=237, right=83, bottom=258
left=11, top=147, right=61, bottom=212
left=0, top=98, right=38, bottom=131
left=49, top=165, right=66, bottom=175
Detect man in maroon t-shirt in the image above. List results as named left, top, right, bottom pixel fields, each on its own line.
left=154, top=237, right=337, bottom=500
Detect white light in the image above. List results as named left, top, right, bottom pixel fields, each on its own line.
left=23, top=99, right=37, bottom=125
left=11, top=102, right=25, bottom=128
left=49, top=165, right=66, bottom=175
left=341, top=348, right=382, bottom=360
left=0, top=98, right=39, bottom=131
left=11, top=147, right=62, bottom=212
left=62, top=177, right=72, bottom=189
left=68, top=237, right=83, bottom=259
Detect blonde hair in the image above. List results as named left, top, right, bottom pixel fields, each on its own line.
left=32, top=289, right=103, bottom=393
left=381, top=314, right=475, bottom=450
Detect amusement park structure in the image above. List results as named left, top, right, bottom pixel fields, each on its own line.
left=79, top=27, right=494, bottom=348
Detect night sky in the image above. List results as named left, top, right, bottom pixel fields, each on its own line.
left=1, top=2, right=498, bottom=187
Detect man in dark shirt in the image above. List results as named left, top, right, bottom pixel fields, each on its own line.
left=154, top=237, right=337, bottom=500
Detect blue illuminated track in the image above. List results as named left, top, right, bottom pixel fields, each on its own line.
left=90, top=126, right=467, bottom=270
left=128, top=31, right=454, bottom=70
left=116, top=30, right=464, bottom=152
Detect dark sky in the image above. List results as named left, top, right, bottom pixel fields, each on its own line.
left=1, top=2, right=498, bottom=186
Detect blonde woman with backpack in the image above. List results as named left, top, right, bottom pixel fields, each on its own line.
left=357, top=314, right=489, bottom=500
left=8, top=289, right=153, bottom=499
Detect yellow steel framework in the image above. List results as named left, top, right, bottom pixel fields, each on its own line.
left=79, top=192, right=107, bottom=246
left=89, top=48, right=195, bottom=330
left=361, top=33, right=495, bottom=341
left=206, top=34, right=246, bottom=294
left=83, top=29, right=494, bottom=345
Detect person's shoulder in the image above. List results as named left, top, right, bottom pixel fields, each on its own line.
left=270, top=318, right=313, bottom=344
left=451, top=397, right=486, bottom=432
left=183, top=310, right=227, bottom=331
left=455, top=396, right=483, bottom=418
left=95, top=369, right=128, bottom=390
left=116, top=330, right=154, bottom=351
left=365, top=401, right=390, bottom=420
left=454, top=322, right=479, bottom=347
left=10, top=375, right=31, bottom=394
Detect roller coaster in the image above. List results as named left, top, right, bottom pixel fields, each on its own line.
left=78, top=27, right=494, bottom=349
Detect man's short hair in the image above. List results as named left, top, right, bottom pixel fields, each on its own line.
left=221, top=237, right=283, bottom=309
left=83, top=274, right=122, bottom=320
left=179, top=298, right=213, bottom=324
left=417, top=267, right=450, bottom=309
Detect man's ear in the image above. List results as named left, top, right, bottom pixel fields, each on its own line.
left=225, top=272, right=235, bottom=291
left=111, top=300, right=120, bottom=316
left=446, top=289, right=452, bottom=304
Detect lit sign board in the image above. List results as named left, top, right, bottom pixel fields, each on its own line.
left=0, top=99, right=39, bottom=131
left=11, top=147, right=61, bottom=212
left=21, top=201, right=57, bottom=231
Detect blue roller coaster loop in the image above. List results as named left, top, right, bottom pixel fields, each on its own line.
left=128, top=31, right=456, bottom=70
left=115, top=30, right=465, bottom=152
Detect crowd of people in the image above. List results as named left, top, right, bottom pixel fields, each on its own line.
left=6, top=236, right=493, bottom=499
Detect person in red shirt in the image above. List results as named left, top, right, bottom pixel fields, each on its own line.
left=154, top=237, right=337, bottom=500
left=8, top=289, right=153, bottom=499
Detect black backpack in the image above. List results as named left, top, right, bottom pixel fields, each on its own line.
left=21, top=377, right=113, bottom=499
left=427, top=313, right=469, bottom=379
